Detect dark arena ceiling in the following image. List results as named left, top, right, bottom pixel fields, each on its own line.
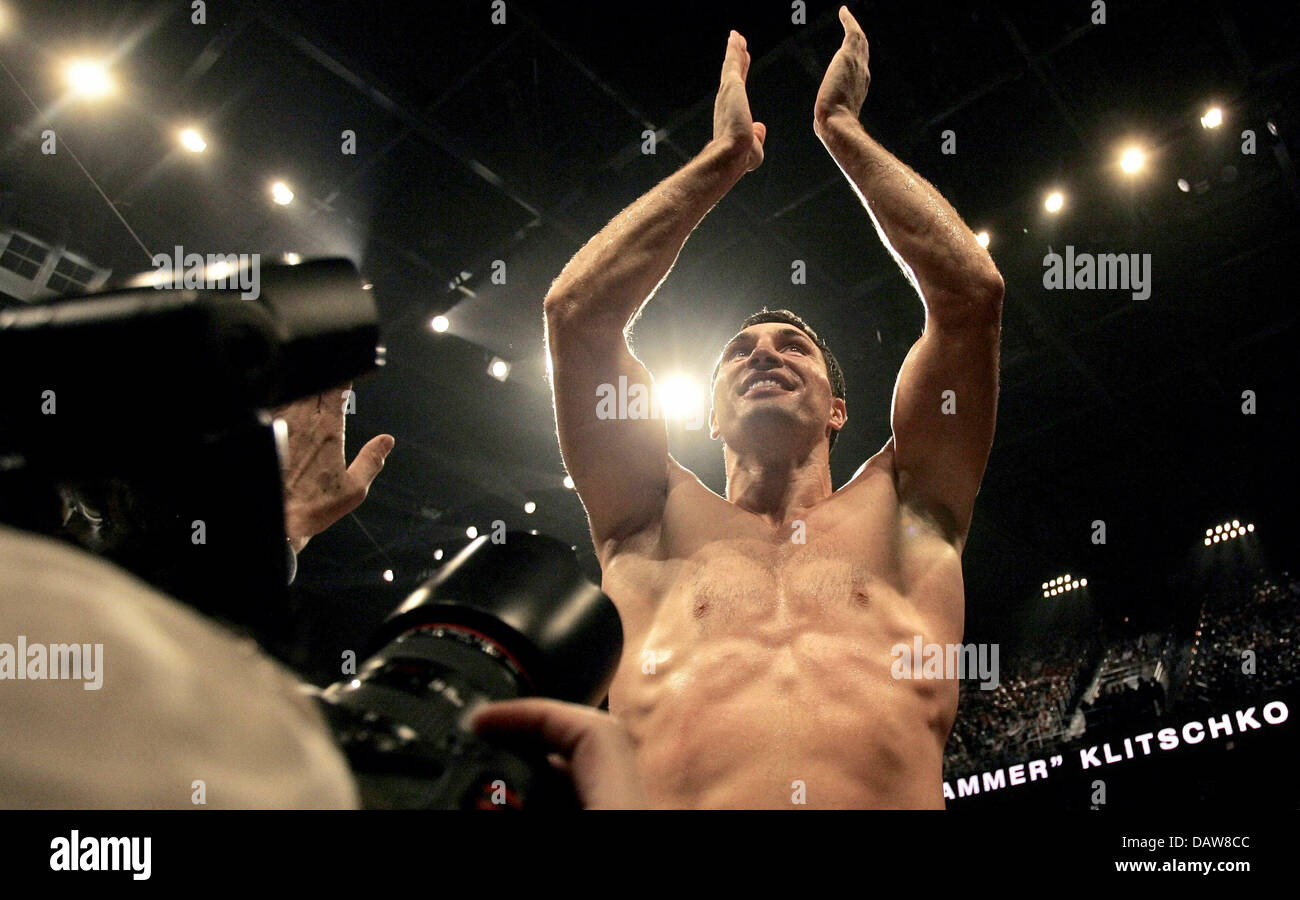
left=1, top=0, right=1297, bottom=673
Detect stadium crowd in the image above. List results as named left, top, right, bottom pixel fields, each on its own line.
left=943, top=565, right=1298, bottom=778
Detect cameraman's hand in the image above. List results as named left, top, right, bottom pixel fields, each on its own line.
left=468, top=698, right=649, bottom=810
left=272, top=384, right=394, bottom=554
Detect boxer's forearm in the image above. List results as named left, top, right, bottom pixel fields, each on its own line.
left=816, top=111, right=1003, bottom=318
left=543, top=138, right=749, bottom=331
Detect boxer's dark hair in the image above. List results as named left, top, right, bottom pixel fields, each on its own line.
left=711, top=308, right=846, bottom=452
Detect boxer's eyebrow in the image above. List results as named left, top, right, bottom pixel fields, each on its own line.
left=721, top=333, right=749, bottom=356
left=722, top=329, right=811, bottom=366
left=724, top=329, right=813, bottom=356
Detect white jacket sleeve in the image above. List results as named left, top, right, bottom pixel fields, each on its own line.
left=0, top=524, right=358, bottom=809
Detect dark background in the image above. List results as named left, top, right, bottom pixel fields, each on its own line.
left=1, top=0, right=1296, bottom=806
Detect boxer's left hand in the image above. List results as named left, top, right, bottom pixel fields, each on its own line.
left=272, top=384, right=394, bottom=555
left=814, top=6, right=870, bottom=132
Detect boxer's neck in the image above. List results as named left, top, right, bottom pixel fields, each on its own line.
left=723, top=443, right=833, bottom=527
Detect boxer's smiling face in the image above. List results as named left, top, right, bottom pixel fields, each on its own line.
left=709, top=322, right=842, bottom=456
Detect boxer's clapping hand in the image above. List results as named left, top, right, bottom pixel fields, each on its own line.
left=814, top=6, right=871, bottom=131
left=468, top=698, right=649, bottom=810
left=272, top=384, right=394, bottom=555
left=714, top=30, right=766, bottom=172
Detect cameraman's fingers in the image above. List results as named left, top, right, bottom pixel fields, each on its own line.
left=467, top=698, right=648, bottom=810
left=346, top=434, right=395, bottom=493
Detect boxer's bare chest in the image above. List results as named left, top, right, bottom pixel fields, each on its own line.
left=602, top=454, right=965, bottom=713
left=598, top=455, right=965, bottom=806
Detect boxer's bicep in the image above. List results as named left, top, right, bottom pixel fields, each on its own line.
left=546, top=316, right=669, bottom=546
left=889, top=302, right=1000, bottom=544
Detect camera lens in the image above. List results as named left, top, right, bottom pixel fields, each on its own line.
left=315, top=532, right=622, bottom=809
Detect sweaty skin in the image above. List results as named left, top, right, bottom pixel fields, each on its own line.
left=544, top=12, right=1003, bottom=808
left=603, top=446, right=964, bottom=809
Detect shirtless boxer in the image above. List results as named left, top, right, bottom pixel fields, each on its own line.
left=541, top=7, right=1004, bottom=808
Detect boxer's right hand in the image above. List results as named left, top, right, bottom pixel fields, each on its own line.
left=713, top=30, right=766, bottom=172
left=467, top=698, right=648, bottom=810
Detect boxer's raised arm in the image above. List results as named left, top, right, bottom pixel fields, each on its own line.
left=544, top=31, right=763, bottom=547
left=814, top=7, right=1003, bottom=545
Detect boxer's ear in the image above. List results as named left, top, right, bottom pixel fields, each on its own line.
left=830, top=397, right=847, bottom=430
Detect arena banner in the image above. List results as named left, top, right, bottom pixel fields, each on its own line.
left=945, top=699, right=1290, bottom=801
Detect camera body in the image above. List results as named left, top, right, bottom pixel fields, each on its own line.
left=0, top=264, right=623, bottom=808
left=0, top=258, right=379, bottom=639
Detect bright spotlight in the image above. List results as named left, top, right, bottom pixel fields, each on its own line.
left=206, top=260, right=234, bottom=282
left=975, top=231, right=990, bottom=248
left=382, top=569, right=394, bottom=582
left=523, top=501, right=536, bottom=514
left=1041, top=582, right=1048, bottom=590
left=1119, top=146, right=1146, bottom=174
left=1178, top=178, right=1191, bottom=192
left=1232, top=520, right=1239, bottom=528
left=1080, top=579, right=1087, bottom=587
left=488, top=357, right=510, bottom=381
left=1215, top=525, right=1223, bottom=533
left=1205, top=538, right=1212, bottom=545
left=1044, top=191, right=1064, bottom=213
left=562, top=475, right=575, bottom=490
left=178, top=128, right=206, bottom=153
left=1247, top=523, right=1255, bottom=532
left=270, top=182, right=294, bottom=205
left=1200, top=107, right=1223, bottom=129
left=64, top=59, right=113, bottom=98
left=283, top=252, right=301, bottom=265
left=466, top=526, right=478, bottom=539
left=430, top=315, right=449, bottom=333
left=433, top=548, right=444, bottom=561
left=657, top=373, right=704, bottom=422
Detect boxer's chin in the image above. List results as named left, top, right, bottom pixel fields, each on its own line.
left=730, top=406, right=812, bottom=447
